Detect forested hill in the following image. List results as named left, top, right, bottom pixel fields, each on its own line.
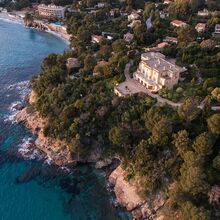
left=28, top=0, right=220, bottom=218
left=31, top=49, right=220, bottom=218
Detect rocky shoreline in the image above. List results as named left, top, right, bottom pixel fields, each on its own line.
left=109, top=166, right=165, bottom=220
left=16, top=107, right=74, bottom=166
left=16, top=92, right=165, bottom=220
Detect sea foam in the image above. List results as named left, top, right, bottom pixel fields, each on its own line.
left=18, top=137, right=44, bottom=161
left=4, top=80, right=31, bottom=123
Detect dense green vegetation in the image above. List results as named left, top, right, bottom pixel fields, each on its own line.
left=159, top=44, right=220, bottom=102
left=19, top=0, right=220, bottom=218
left=32, top=50, right=220, bottom=218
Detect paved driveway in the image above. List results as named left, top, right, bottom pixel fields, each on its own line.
left=115, top=63, right=220, bottom=111
left=116, top=63, right=181, bottom=107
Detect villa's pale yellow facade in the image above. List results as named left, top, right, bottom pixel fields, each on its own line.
left=134, top=52, right=185, bottom=91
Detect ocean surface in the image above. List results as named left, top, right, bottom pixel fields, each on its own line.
left=0, top=20, right=131, bottom=220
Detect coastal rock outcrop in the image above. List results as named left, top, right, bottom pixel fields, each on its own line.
left=109, top=166, right=165, bottom=220
left=109, top=166, right=144, bottom=211
left=16, top=91, right=102, bottom=166
left=16, top=107, right=74, bottom=166
left=14, top=103, right=25, bottom=111
left=95, top=158, right=113, bottom=169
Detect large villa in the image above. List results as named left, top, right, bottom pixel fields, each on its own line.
left=134, top=52, right=186, bottom=91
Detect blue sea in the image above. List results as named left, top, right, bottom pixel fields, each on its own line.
left=0, top=20, right=131, bottom=220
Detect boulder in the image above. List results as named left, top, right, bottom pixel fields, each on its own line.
left=95, top=158, right=112, bottom=169
left=14, top=103, right=25, bottom=111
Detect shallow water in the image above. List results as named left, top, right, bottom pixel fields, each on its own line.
left=0, top=20, right=131, bottom=220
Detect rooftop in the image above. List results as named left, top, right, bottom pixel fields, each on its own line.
left=157, top=42, right=168, bottom=48
left=215, top=24, right=220, bottom=29
left=195, top=23, right=206, bottom=30
left=141, top=52, right=185, bottom=74
left=171, top=20, right=186, bottom=26
left=198, top=8, right=209, bottom=15
left=38, top=4, right=65, bottom=9
left=164, top=36, right=178, bottom=43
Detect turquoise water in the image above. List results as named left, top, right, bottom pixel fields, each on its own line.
left=0, top=20, right=131, bottom=220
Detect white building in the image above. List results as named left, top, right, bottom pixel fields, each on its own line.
left=164, top=36, right=178, bottom=44
left=91, top=35, right=103, bottom=43
left=163, top=0, right=172, bottom=4
left=97, top=2, right=106, bottom=8
left=123, top=32, right=134, bottom=42
left=110, top=8, right=119, bottom=17
left=128, top=11, right=140, bottom=22
left=128, top=20, right=141, bottom=28
left=215, top=24, right=220, bottom=34
left=38, top=4, right=65, bottom=19
left=134, top=52, right=186, bottom=91
left=66, top=58, right=80, bottom=69
left=198, top=9, right=209, bottom=17
left=195, top=23, right=206, bottom=32
left=170, top=20, right=187, bottom=28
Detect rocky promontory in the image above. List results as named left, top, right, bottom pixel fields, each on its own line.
left=109, top=166, right=165, bottom=220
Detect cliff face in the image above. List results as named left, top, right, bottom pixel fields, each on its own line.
left=16, top=107, right=74, bottom=166
left=109, top=166, right=165, bottom=220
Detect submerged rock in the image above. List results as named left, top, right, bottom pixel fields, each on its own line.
left=16, top=167, right=41, bottom=183
left=0, top=148, right=22, bottom=165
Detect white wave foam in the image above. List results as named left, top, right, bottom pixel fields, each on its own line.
left=0, top=13, right=23, bottom=25
left=18, top=137, right=44, bottom=161
left=59, top=166, right=71, bottom=173
left=4, top=81, right=31, bottom=123
left=0, top=17, right=22, bottom=25
left=7, top=80, right=31, bottom=100
left=44, top=156, right=53, bottom=166
left=3, top=101, right=21, bottom=123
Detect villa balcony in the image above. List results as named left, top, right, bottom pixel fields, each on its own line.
left=134, top=71, right=161, bottom=91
